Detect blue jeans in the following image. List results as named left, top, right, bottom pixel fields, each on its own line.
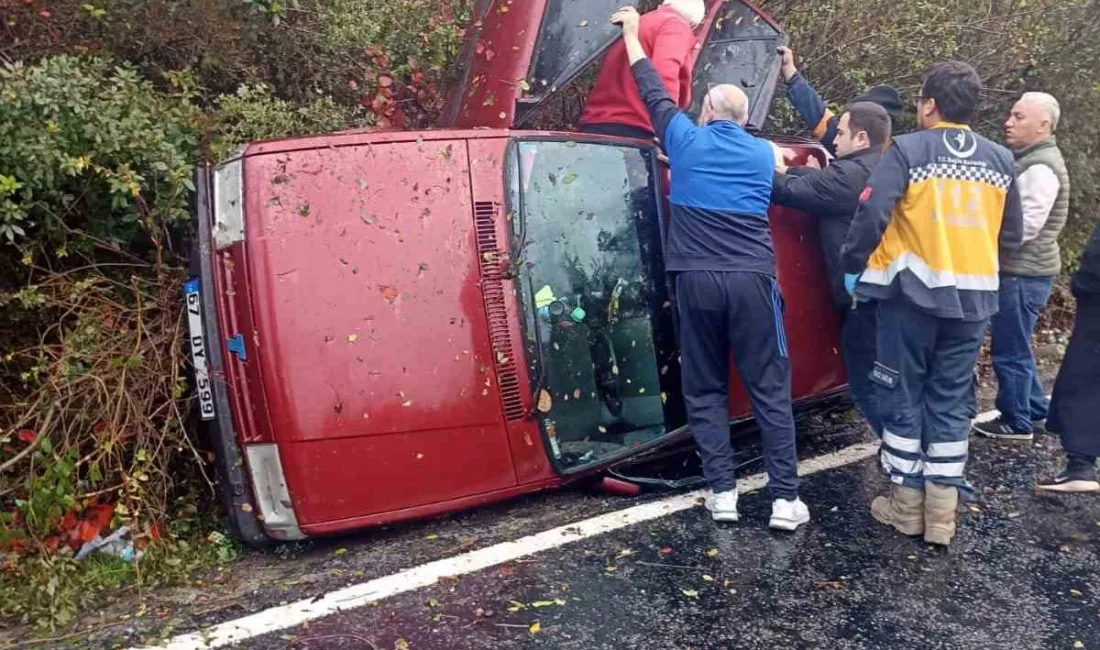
left=842, top=301, right=881, bottom=435
left=991, top=275, right=1055, bottom=432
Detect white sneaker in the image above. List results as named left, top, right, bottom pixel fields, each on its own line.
left=769, top=498, right=810, bottom=531
left=705, top=489, right=739, bottom=522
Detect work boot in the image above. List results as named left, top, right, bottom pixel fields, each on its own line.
left=923, top=482, right=959, bottom=546
left=870, top=484, right=924, bottom=536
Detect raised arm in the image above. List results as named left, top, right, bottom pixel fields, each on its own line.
left=614, top=7, right=691, bottom=149
left=778, top=47, right=838, bottom=154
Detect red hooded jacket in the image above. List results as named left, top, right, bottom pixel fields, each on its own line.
left=580, top=5, right=698, bottom=136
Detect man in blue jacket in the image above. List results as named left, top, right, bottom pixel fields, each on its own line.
left=777, top=46, right=904, bottom=155
left=612, top=6, right=808, bottom=531
left=772, top=101, right=891, bottom=434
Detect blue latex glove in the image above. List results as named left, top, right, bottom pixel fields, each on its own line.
left=844, top=273, right=860, bottom=296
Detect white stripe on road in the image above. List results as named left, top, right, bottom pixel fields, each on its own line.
left=133, top=441, right=881, bottom=650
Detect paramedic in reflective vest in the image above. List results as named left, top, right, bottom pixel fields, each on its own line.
left=580, top=0, right=705, bottom=141
left=840, top=61, right=1024, bottom=546
left=612, top=6, right=809, bottom=531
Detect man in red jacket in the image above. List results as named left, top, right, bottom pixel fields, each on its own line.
left=579, top=0, right=705, bottom=140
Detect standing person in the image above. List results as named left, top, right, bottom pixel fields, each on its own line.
left=580, top=0, right=705, bottom=140
left=772, top=102, right=892, bottom=433
left=841, top=61, right=1024, bottom=546
left=973, top=92, right=1070, bottom=442
left=611, top=6, right=808, bottom=530
left=1037, top=223, right=1100, bottom=492
left=777, top=46, right=903, bottom=155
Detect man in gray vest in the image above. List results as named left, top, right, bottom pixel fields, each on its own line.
left=973, top=92, right=1070, bottom=441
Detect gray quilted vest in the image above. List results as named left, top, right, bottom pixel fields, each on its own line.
left=1001, top=137, right=1070, bottom=277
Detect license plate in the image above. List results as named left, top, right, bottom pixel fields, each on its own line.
left=184, top=278, right=216, bottom=421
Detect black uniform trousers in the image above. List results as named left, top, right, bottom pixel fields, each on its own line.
left=675, top=270, right=800, bottom=499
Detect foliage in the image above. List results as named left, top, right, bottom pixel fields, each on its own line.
left=0, top=56, right=198, bottom=254
left=1, top=0, right=472, bottom=127
left=0, top=0, right=473, bottom=635
left=208, top=84, right=363, bottom=160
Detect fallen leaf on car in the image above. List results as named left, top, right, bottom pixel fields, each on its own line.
left=537, top=389, right=553, bottom=413
left=379, top=285, right=399, bottom=303
left=347, top=333, right=359, bottom=342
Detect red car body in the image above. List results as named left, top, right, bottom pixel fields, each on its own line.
left=189, top=0, right=846, bottom=544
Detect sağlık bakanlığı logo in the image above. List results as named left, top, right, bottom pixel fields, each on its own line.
left=943, top=129, right=977, bottom=159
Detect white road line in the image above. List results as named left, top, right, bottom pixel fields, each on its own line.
left=133, top=440, right=882, bottom=650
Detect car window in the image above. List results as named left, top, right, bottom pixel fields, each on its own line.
left=689, top=1, right=784, bottom=128
left=528, top=0, right=624, bottom=93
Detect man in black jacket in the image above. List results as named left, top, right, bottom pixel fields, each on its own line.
left=1038, top=222, right=1100, bottom=493
left=772, top=101, right=891, bottom=434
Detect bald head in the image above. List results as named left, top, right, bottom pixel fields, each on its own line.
left=699, top=84, right=749, bottom=126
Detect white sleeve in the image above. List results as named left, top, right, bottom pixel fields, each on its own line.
left=1015, top=164, right=1060, bottom=242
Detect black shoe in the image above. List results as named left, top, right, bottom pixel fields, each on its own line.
left=972, top=417, right=1033, bottom=441
left=1037, top=459, right=1100, bottom=494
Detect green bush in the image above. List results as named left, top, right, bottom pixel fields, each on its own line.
left=0, top=56, right=198, bottom=256
left=209, top=84, right=364, bottom=160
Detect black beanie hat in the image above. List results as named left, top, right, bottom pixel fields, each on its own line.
left=852, top=85, right=904, bottom=119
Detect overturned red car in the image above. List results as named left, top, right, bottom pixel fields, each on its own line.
left=187, top=0, right=846, bottom=544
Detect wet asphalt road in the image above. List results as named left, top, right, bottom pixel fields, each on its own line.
left=227, top=428, right=1100, bottom=650
left=40, top=373, right=1098, bottom=650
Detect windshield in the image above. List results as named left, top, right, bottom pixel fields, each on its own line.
left=508, top=139, right=684, bottom=471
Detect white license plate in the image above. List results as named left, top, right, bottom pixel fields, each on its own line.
left=184, top=278, right=216, bottom=421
